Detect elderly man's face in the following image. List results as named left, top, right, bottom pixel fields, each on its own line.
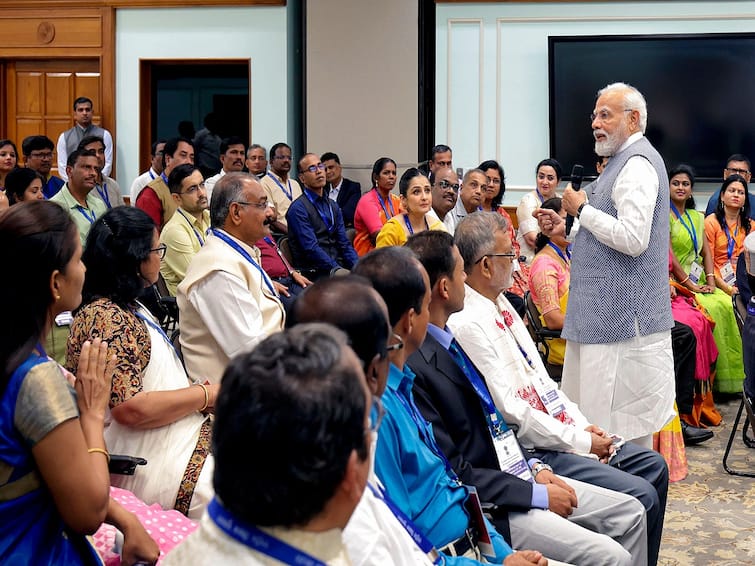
left=591, top=90, right=636, bottom=157
left=460, top=171, right=486, bottom=212
left=432, top=168, right=459, bottom=217
left=234, top=178, right=274, bottom=243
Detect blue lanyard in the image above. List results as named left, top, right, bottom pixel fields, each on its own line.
left=177, top=209, right=205, bottom=246
left=670, top=204, right=698, bottom=255
left=367, top=483, right=443, bottom=565
left=304, top=189, right=334, bottom=231
left=546, top=241, right=570, bottom=264
left=375, top=189, right=396, bottom=219
left=535, top=188, right=545, bottom=203
left=268, top=172, right=293, bottom=201
left=211, top=229, right=277, bottom=296
left=723, top=222, right=739, bottom=260
left=208, top=498, right=326, bottom=566
left=75, top=205, right=96, bottom=225
left=134, top=307, right=183, bottom=364
left=148, top=170, right=156, bottom=180
left=96, top=182, right=112, bottom=209
left=160, top=172, right=169, bottom=185
left=449, top=339, right=507, bottom=438
left=403, top=214, right=428, bottom=236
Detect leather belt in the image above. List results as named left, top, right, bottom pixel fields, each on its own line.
left=440, top=528, right=477, bottom=557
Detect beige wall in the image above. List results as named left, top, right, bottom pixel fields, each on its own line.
left=306, top=0, right=418, bottom=190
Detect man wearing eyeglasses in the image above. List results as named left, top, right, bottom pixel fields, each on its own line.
left=204, top=136, right=247, bottom=200
left=159, top=164, right=211, bottom=295
left=286, top=153, right=358, bottom=280
left=260, top=142, right=303, bottom=234
left=427, top=167, right=459, bottom=225
left=704, top=154, right=755, bottom=219
left=444, top=169, right=486, bottom=234
left=22, top=135, right=65, bottom=199
left=177, top=172, right=285, bottom=384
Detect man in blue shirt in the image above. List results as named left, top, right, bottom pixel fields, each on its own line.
left=287, top=153, right=358, bottom=280
left=353, top=246, right=547, bottom=566
left=705, top=154, right=755, bottom=219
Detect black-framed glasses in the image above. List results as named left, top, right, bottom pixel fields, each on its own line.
left=386, top=333, right=404, bottom=352
left=303, top=163, right=326, bottom=173
left=234, top=200, right=271, bottom=210
left=438, top=179, right=460, bottom=192
left=29, top=151, right=53, bottom=159
left=474, top=252, right=516, bottom=264
left=726, top=167, right=751, bottom=177
left=181, top=181, right=206, bottom=195
left=151, top=244, right=167, bottom=259
left=369, top=396, right=385, bottom=433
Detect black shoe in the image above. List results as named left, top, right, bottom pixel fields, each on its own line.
left=681, top=420, right=713, bottom=446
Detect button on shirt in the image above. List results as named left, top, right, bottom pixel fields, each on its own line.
left=50, top=184, right=108, bottom=246
left=376, top=363, right=512, bottom=564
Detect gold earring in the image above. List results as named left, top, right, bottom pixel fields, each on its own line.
left=55, top=294, right=61, bottom=301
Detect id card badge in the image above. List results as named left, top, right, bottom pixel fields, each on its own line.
left=531, top=370, right=567, bottom=419
left=688, top=262, right=704, bottom=285
left=721, top=262, right=736, bottom=286
left=492, top=430, right=533, bottom=482
left=465, top=486, right=493, bottom=558
left=512, top=258, right=521, bottom=274
left=54, top=311, right=73, bottom=326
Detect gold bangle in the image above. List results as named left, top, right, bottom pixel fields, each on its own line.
left=706, top=273, right=714, bottom=277
left=195, top=382, right=209, bottom=412
left=679, top=276, right=690, bottom=285
left=88, top=447, right=110, bottom=463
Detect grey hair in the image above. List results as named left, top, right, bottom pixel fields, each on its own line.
left=462, top=168, right=487, bottom=184
left=248, top=143, right=266, bottom=157
left=454, top=211, right=509, bottom=273
left=598, top=82, right=647, bottom=134
left=210, top=172, right=253, bottom=228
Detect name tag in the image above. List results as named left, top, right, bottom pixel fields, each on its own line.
left=492, top=429, right=533, bottom=482
left=55, top=311, right=73, bottom=326
left=512, top=258, right=521, bottom=273
left=721, top=262, right=736, bottom=285
left=531, top=370, right=567, bottom=419
left=688, top=262, right=703, bottom=285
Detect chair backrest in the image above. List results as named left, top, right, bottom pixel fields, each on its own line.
left=523, top=291, right=563, bottom=382
left=277, top=237, right=295, bottom=266
left=733, top=293, right=746, bottom=335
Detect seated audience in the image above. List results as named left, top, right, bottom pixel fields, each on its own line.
left=704, top=174, right=752, bottom=297
left=516, top=159, right=562, bottom=263
left=177, top=173, right=285, bottom=384
left=353, top=157, right=401, bottom=256
left=448, top=211, right=668, bottom=566
left=165, top=324, right=372, bottom=565
left=4, top=167, right=45, bottom=205
left=443, top=169, right=486, bottom=234
left=136, top=137, right=195, bottom=230
left=78, top=135, right=124, bottom=209
left=406, top=231, right=647, bottom=565
left=322, top=151, right=362, bottom=228
left=427, top=167, right=459, bottom=224
left=669, top=164, right=745, bottom=397
left=159, top=164, right=210, bottom=296
left=479, top=159, right=529, bottom=301
left=245, top=143, right=268, bottom=180
left=130, top=140, right=166, bottom=204
left=286, top=153, right=358, bottom=279
left=67, top=206, right=218, bottom=519
left=50, top=148, right=107, bottom=245
left=204, top=136, right=246, bottom=199
left=260, top=142, right=302, bottom=234
left=704, top=154, right=754, bottom=219
left=0, top=139, right=19, bottom=191
left=21, top=135, right=65, bottom=198
left=0, top=201, right=157, bottom=565
left=354, top=246, right=547, bottom=566
left=376, top=168, right=445, bottom=248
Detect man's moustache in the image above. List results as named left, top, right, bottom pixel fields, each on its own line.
left=263, top=217, right=274, bottom=226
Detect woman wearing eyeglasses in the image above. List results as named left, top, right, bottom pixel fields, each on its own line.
left=376, top=168, right=446, bottom=248
left=516, top=158, right=562, bottom=264
left=353, top=157, right=402, bottom=255
left=67, top=207, right=218, bottom=519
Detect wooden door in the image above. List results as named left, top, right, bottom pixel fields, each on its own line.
left=5, top=59, right=101, bottom=176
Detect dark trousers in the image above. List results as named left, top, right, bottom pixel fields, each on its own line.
left=744, top=312, right=755, bottom=400
left=671, top=321, right=697, bottom=415
left=271, top=276, right=306, bottom=314
left=534, top=442, right=669, bottom=566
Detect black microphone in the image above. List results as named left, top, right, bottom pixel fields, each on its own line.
left=565, top=164, right=584, bottom=237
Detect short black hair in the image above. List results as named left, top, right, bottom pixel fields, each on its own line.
left=168, top=163, right=201, bottom=195
left=353, top=246, right=426, bottom=327
left=406, top=231, right=456, bottom=289
left=73, top=96, right=93, bottom=110
left=430, top=144, right=452, bottom=161
left=151, top=139, right=167, bottom=156
left=162, top=137, right=195, bottom=169
left=288, top=275, right=389, bottom=371
left=67, top=148, right=97, bottom=168
left=726, top=154, right=751, bottom=170
left=77, top=135, right=105, bottom=151
left=21, top=135, right=54, bottom=156
left=220, top=136, right=246, bottom=155
left=321, top=152, right=340, bottom=164
left=214, top=324, right=368, bottom=527
left=269, top=142, right=291, bottom=161
left=81, top=207, right=156, bottom=309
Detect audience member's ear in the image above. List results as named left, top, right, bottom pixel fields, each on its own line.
left=437, top=276, right=450, bottom=301
left=338, top=449, right=369, bottom=504
left=171, top=193, right=182, bottom=205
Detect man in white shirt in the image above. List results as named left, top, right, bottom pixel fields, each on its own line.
left=129, top=140, right=166, bottom=203
left=204, top=136, right=246, bottom=200
left=165, top=324, right=371, bottom=565
left=57, top=96, right=113, bottom=181
left=426, top=167, right=459, bottom=224
left=260, top=142, right=302, bottom=234
left=177, top=173, right=285, bottom=384
left=444, top=169, right=485, bottom=234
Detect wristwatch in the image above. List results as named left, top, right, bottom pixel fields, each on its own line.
left=576, top=202, right=587, bottom=218
left=531, top=462, right=553, bottom=478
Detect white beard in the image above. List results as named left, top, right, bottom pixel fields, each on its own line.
left=594, top=122, right=629, bottom=157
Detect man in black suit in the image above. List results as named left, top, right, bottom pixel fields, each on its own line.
left=405, top=230, right=647, bottom=566
left=322, top=151, right=362, bottom=228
